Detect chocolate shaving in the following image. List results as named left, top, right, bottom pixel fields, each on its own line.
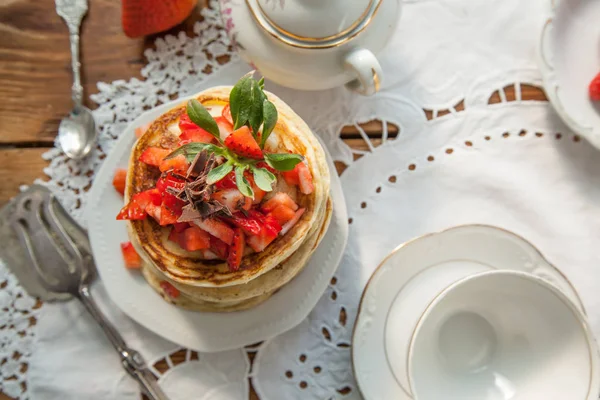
left=172, top=150, right=233, bottom=222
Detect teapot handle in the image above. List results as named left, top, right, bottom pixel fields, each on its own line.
left=343, top=48, right=383, bottom=96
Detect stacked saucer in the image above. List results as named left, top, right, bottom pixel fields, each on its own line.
left=353, top=225, right=599, bottom=400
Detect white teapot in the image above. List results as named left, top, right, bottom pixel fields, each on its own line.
left=219, top=0, right=401, bottom=95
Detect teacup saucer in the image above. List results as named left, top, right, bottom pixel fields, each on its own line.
left=352, top=225, right=585, bottom=400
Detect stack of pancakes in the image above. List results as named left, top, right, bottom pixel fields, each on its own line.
left=125, top=87, right=332, bottom=312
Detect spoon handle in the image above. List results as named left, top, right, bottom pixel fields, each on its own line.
left=67, top=25, right=83, bottom=107
left=55, top=0, right=88, bottom=108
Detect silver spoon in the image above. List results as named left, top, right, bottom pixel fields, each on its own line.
left=56, top=0, right=96, bottom=160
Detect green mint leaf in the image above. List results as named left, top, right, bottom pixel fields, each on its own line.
left=252, top=167, right=276, bottom=192
left=166, top=143, right=225, bottom=162
left=232, top=77, right=255, bottom=130
left=260, top=100, right=277, bottom=149
left=264, top=153, right=304, bottom=171
left=206, top=161, right=233, bottom=185
left=187, top=100, right=221, bottom=140
left=258, top=77, right=265, bottom=90
left=248, top=80, right=266, bottom=136
left=229, top=73, right=254, bottom=129
left=235, top=166, right=254, bottom=198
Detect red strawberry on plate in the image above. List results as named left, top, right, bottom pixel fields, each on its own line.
left=227, top=228, right=245, bottom=271
left=122, top=0, right=197, bottom=38
left=590, top=72, right=600, bottom=101
left=224, top=126, right=263, bottom=159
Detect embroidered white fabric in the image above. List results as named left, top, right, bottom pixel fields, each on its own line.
left=3, top=0, right=599, bottom=399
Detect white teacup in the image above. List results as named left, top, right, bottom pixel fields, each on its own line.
left=386, top=270, right=600, bottom=400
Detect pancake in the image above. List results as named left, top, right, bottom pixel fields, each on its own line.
left=140, top=197, right=332, bottom=311
left=124, top=85, right=332, bottom=311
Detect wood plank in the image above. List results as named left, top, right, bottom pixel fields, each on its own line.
left=0, top=148, right=48, bottom=206
left=0, top=0, right=206, bottom=145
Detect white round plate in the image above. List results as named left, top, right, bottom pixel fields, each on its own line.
left=537, top=0, right=600, bottom=148
left=352, top=225, right=587, bottom=400
left=86, top=96, right=348, bottom=352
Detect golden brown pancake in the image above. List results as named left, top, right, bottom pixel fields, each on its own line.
left=124, top=86, right=331, bottom=311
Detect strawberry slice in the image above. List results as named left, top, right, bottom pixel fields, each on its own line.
left=179, top=128, right=213, bottom=144
left=116, top=189, right=161, bottom=220
left=227, top=212, right=262, bottom=235
left=222, top=103, right=233, bottom=125
left=282, top=168, right=300, bottom=186
left=168, top=226, right=184, bottom=247
left=159, top=155, right=189, bottom=174
left=212, top=188, right=252, bottom=211
left=227, top=228, right=245, bottom=271
left=297, top=162, right=314, bottom=194
left=194, top=218, right=235, bottom=245
left=215, top=116, right=234, bottom=140
left=179, top=112, right=198, bottom=131
left=209, top=236, right=229, bottom=259
left=139, top=147, right=171, bottom=167
left=246, top=228, right=278, bottom=252
left=159, top=202, right=179, bottom=225
left=268, top=204, right=296, bottom=225
left=145, top=202, right=161, bottom=223
left=159, top=281, right=180, bottom=299
left=215, top=171, right=237, bottom=189
left=224, top=126, right=263, bottom=159
left=112, top=168, right=127, bottom=196
left=591, top=72, right=600, bottom=101
left=156, top=173, right=186, bottom=194
left=262, top=192, right=299, bottom=212
left=280, top=208, right=306, bottom=236
left=181, top=226, right=210, bottom=251
left=121, top=242, right=141, bottom=269
left=173, top=222, right=190, bottom=233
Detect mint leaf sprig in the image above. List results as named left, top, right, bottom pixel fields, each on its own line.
left=165, top=73, right=304, bottom=198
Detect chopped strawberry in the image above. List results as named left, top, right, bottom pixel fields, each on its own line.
left=262, top=192, right=299, bottom=212
left=121, top=242, right=141, bottom=269
left=122, top=0, right=195, bottom=38
left=156, top=173, right=186, bottom=194
left=116, top=189, right=161, bottom=220
left=112, top=168, right=127, bottom=196
left=215, top=116, right=234, bottom=140
left=253, top=187, right=266, bottom=204
left=212, top=188, right=253, bottom=211
left=282, top=168, right=300, bottom=186
left=159, top=202, right=179, bottom=225
left=262, top=213, right=283, bottom=236
left=145, top=202, right=161, bottom=223
left=179, top=128, right=214, bottom=144
left=139, top=147, right=171, bottom=167
left=280, top=208, right=306, bottom=236
left=222, top=103, right=233, bottom=125
left=246, top=229, right=278, bottom=252
left=159, top=281, right=180, bottom=299
left=168, top=226, right=184, bottom=247
left=179, top=112, right=198, bottom=131
left=194, top=218, right=235, bottom=245
left=227, top=228, right=245, bottom=271
left=297, top=162, right=314, bottom=194
left=159, top=155, right=189, bottom=174
left=224, top=126, right=263, bottom=159
left=591, top=72, right=600, bottom=101
left=173, top=222, right=190, bottom=233
left=227, top=212, right=262, bottom=235
left=214, top=171, right=237, bottom=190
left=268, top=204, right=296, bottom=225
left=181, top=226, right=210, bottom=251
left=210, top=236, right=229, bottom=259
left=134, top=122, right=151, bottom=138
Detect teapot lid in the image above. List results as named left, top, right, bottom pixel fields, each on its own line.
left=248, top=0, right=382, bottom=48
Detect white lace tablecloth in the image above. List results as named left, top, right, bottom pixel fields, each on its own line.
left=2, top=0, right=600, bottom=399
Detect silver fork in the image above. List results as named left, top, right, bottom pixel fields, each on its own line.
left=8, top=186, right=168, bottom=400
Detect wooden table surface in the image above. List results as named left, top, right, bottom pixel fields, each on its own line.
left=0, top=0, right=547, bottom=399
